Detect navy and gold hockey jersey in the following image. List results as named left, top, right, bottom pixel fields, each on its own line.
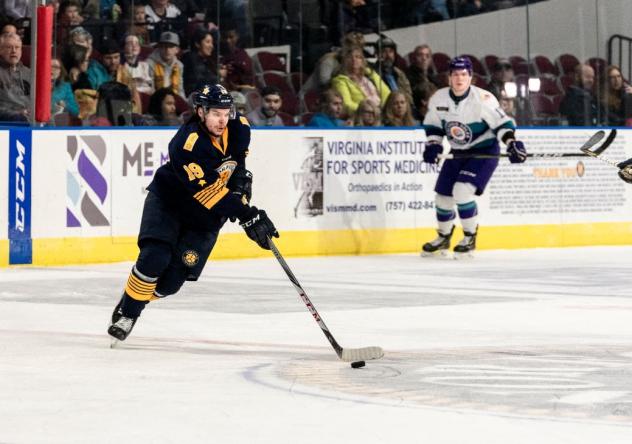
left=147, top=114, right=252, bottom=230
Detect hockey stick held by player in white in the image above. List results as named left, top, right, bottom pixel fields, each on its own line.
left=578, top=129, right=632, bottom=183
left=439, top=129, right=616, bottom=160
left=267, top=237, right=384, bottom=363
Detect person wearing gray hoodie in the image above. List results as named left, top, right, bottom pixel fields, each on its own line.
left=147, top=31, right=185, bottom=99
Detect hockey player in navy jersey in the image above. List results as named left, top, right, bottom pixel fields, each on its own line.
left=421, top=57, right=527, bottom=256
left=108, top=83, right=279, bottom=342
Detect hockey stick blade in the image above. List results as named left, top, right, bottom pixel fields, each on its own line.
left=580, top=129, right=616, bottom=157
left=268, top=237, right=384, bottom=362
left=341, top=346, right=384, bottom=362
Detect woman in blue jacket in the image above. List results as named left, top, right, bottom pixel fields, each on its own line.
left=51, top=57, right=79, bottom=117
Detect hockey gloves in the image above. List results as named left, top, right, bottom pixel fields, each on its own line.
left=228, top=168, right=253, bottom=203
left=507, top=140, right=527, bottom=163
left=617, top=158, right=632, bottom=183
left=423, top=143, right=443, bottom=164
left=239, top=206, right=279, bottom=250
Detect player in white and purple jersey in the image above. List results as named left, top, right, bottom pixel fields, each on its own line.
left=421, top=57, right=527, bottom=256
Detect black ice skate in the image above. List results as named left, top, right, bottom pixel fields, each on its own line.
left=421, top=226, right=454, bottom=257
left=108, top=314, right=138, bottom=348
left=453, top=228, right=477, bottom=258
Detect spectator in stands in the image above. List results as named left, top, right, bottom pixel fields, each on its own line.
left=411, top=82, right=437, bottom=122
left=220, top=24, right=255, bottom=91
left=57, top=0, right=99, bottom=45
left=147, top=31, right=184, bottom=98
left=171, top=0, right=205, bottom=20
left=182, top=27, right=218, bottom=96
left=307, top=89, right=346, bottom=128
left=331, top=45, right=390, bottom=117
left=144, top=87, right=181, bottom=126
left=67, top=27, right=109, bottom=89
left=559, top=63, right=597, bottom=126
left=487, top=58, right=514, bottom=100
left=406, top=44, right=439, bottom=92
left=230, top=90, right=249, bottom=115
left=91, top=80, right=147, bottom=126
left=4, top=1, right=30, bottom=21
left=144, top=0, right=185, bottom=43
left=222, top=0, right=251, bottom=46
left=51, top=56, right=79, bottom=117
left=1, top=22, right=19, bottom=35
left=99, top=0, right=121, bottom=20
left=246, top=85, right=284, bottom=126
left=329, top=0, right=379, bottom=47
left=64, top=44, right=92, bottom=92
left=353, top=98, right=381, bottom=126
left=375, top=36, right=413, bottom=105
left=101, top=39, right=142, bottom=113
left=58, top=0, right=83, bottom=28
left=127, top=3, right=151, bottom=45
left=0, top=32, right=29, bottom=122
left=306, top=31, right=365, bottom=93
left=383, top=91, right=419, bottom=127
left=413, top=0, right=450, bottom=23
left=74, top=87, right=98, bottom=120
left=122, top=34, right=154, bottom=94
left=598, top=65, right=632, bottom=126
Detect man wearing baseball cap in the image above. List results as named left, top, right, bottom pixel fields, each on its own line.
left=147, top=31, right=185, bottom=98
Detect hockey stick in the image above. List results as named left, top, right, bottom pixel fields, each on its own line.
left=267, top=237, right=384, bottom=362
left=439, top=129, right=616, bottom=160
left=577, top=129, right=632, bottom=182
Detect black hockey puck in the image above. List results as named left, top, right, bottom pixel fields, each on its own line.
left=350, top=360, right=366, bottom=368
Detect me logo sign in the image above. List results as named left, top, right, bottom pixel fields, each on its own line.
left=122, top=142, right=169, bottom=177
left=8, top=129, right=32, bottom=264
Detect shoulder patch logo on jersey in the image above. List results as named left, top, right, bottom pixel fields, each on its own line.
left=215, top=160, right=238, bottom=183
left=182, top=250, right=199, bottom=267
left=183, top=132, right=199, bottom=151
left=239, top=116, right=250, bottom=126
left=446, top=121, right=473, bottom=146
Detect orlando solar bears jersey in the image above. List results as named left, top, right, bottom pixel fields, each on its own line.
left=147, top=114, right=251, bottom=230
left=424, top=85, right=515, bottom=153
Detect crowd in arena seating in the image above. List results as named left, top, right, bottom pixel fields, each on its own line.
left=0, top=0, right=629, bottom=127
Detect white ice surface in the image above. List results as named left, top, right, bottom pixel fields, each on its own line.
left=1, top=246, right=632, bottom=443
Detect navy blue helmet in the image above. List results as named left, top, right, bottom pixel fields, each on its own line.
left=192, top=84, right=236, bottom=118
left=449, top=56, right=473, bottom=75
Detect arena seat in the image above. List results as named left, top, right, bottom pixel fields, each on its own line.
left=533, top=55, right=559, bottom=77
left=432, top=52, right=451, bottom=73
left=483, top=55, right=499, bottom=74
left=555, top=53, right=580, bottom=75
left=303, top=89, right=320, bottom=112
left=261, top=72, right=293, bottom=94
left=539, top=77, right=563, bottom=96
left=278, top=111, right=297, bottom=126
left=253, top=51, right=288, bottom=73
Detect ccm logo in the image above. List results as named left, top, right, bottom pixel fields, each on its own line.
left=14, top=140, right=26, bottom=232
